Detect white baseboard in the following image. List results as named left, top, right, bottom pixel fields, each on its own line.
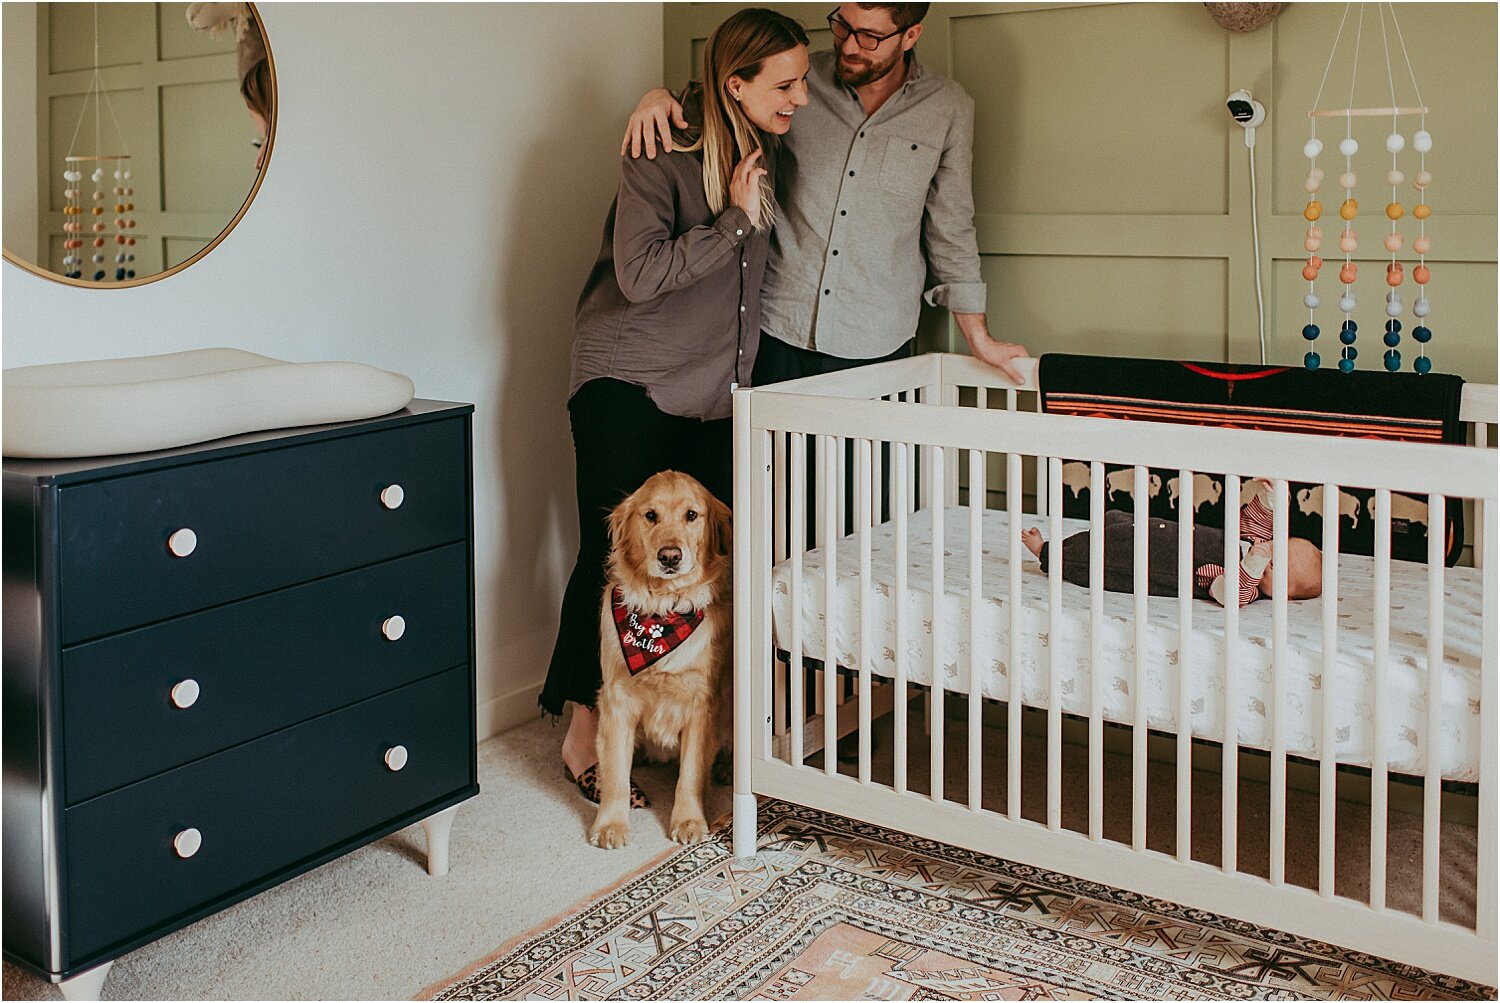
left=477, top=680, right=546, bottom=743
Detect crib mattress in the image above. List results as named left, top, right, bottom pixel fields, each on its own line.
left=770, top=506, right=1484, bottom=781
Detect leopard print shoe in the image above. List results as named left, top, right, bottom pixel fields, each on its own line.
left=565, top=763, right=650, bottom=809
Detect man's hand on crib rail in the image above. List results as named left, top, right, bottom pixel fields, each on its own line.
left=953, top=312, right=1029, bottom=386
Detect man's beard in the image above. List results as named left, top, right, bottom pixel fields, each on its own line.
left=836, top=47, right=901, bottom=88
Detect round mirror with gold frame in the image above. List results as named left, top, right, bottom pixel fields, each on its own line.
left=1, top=2, right=276, bottom=288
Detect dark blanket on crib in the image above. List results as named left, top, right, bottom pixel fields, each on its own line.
left=1037, top=354, right=1466, bottom=566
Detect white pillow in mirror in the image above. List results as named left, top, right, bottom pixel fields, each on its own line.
left=3, top=348, right=416, bottom=458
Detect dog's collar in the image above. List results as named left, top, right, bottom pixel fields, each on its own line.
left=611, top=586, right=706, bottom=675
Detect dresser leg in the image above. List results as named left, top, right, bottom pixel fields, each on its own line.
left=421, top=804, right=461, bottom=876
left=58, top=961, right=113, bottom=1001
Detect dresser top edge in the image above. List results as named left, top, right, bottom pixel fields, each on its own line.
left=2, top=399, right=474, bottom=486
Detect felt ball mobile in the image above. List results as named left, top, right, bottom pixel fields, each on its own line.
left=1300, top=3, right=1433, bottom=374
left=59, top=5, right=137, bottom=283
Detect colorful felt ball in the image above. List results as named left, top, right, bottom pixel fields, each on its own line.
left=1339, top=232, right=1357, bottom=253
left=1413, top=296, right=1431, bottom=317
left=1386, top=133, right=1406, bottom=153
left=1384, top=331, right=1401, bottom=347
left=1303, top=323, right=1321, bottom=340
left=1414, top=170, right=1432, bottom=189
left=1304, top=235, right=1322, bottom=252
left=1339, top=263, right=1358, bottom=284
left=1339, top=171, right=1357, bottom=190
left=1304, top=352, right=1321, bottom=370
left=1384, top=350, right=1402, bottom=371
left=1340, top=327, right=1357, bottom=345
left=1414, top=355, right=1432, bottom=374
left=93, top=270, right=104, bottom=280
left=1308, top=255, right=1324, bottom=270
left=1304, top=174, right=1322, bottom=193
left=1304, top=201, right=1323, bottom=221
left=1413, top=130, right=1432, bottom=153
left=1413, top=235, right=1432, bottom=254
left=1341, top=318, right=1358, bottom=332
left=91, top=238, right=103, bottom=248
left=1339, top=357, right=1355, bottom=373
left=1385, top=319, right=1401, bottom=333
left=1339, top=137, right=1359, bottom=156
left=1302, top=263, right=1320, bottom=281
left=1414, top=264, right=1430, bottom=284
left=1387, top=267, right=1403, bottom=287
left=1303, top=293, right=1321, bottom=309
left=1339, top=199, right=1358, bottom=220
left=1386, top=202, right=1404, bottom=220
left=1387, top=169, right=1405, bottom=186
left=1384, top=233, right=1404, bottom=252
left=1339, top=293, right=1356, bottom=312
left=1304, top=138, right=1324, bottom=159
left=1413, top=203, right=1431, bottom=220
left=1386, top=298, right=1403, bottom=318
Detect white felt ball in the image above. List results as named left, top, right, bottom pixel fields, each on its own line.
left=1386, top=169, right=1405, bottom=186
left=91, top=168, right=103, bottom=182
left=1339, top=294, right=1357, bottom=312
left=1386, top=133, right=1405, bottom=154
left=1339, top=171, right=1357, bottom=189
left=1386, top=299, right=1403, bottom=317
left=1304, top=293, right=1321, bottom=309
left=1413, top=130, right=1432, bottom=153
left=1304, top=138, right=1324, bottom=159
left=1413, top=296, right=1431, bottom=317
left=1339, top=137, right=1359, bottom=157
left=123, top=170, right=132, bottom=180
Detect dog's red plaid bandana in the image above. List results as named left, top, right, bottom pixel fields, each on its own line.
left=611, top=587, right=705, bottom=675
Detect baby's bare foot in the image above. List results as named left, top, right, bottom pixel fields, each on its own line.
left=1022, top=527, right=1045, bottom=559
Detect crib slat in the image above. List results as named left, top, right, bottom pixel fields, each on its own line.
left=814, top=429, right=828, bottom=551
left=969, top=446, right=984, bottom=811
left=1318, top=482, right=1340, bottom=898
left=1479, top=499, right=1498, bottom=943
left=823, top=435, right=839, bottom=777
left=1008, top=451, right=1023, bottom=821
left=1132, top=466, right=1149, bottom=852
left=931, top=446, right=946, bottom=802
left=1176, top=470, right=1194, bottom=863
left=857, top=439, right=873, bottom=785
left=1269, top=478, right=1289, bottom=887
left=1372, top=488, right=1391, bottom=910
left=894, top=442, right=910, bottom=796
left=1423, top=493, right=1444, bottom=922
left=772, top=433, right=787, bottom=740
left=1089, top=461, right=1105, bottom=842
left=790, top=434, right=806, bottom=767
left=1033, top=391, right=1049, bottom=519
left=1222, top=474, right=1241, bottom=875
left=1047, top=458, right=1064, bottom=832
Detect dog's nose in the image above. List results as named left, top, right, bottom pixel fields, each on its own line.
left=657, top=546, right=682, bottom=569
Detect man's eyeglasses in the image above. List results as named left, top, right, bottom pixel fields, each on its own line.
left=826, top=9, right=906, bottom=51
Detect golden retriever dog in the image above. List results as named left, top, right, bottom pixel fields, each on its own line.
left=590, top=470, right=732, bottom=850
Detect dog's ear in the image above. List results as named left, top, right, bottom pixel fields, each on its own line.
left=606, top=485, right=640, bottom=560
left=705, top=491, right=733, bottom=559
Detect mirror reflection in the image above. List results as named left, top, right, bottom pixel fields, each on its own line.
left=1, top=2, right=274, bottom=287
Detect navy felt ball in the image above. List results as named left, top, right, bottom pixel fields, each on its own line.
left=1385, top=319, right=1402, bottom=334
left=1384, top=349, right=1402, bottom=371
left=1340, top=328, right=1357, bottom=344
left=1302, top=323, right=1320, bottom=340
left=1414, top=355, right=1432, bottom=374
left=92, top=270, right=104, bottom=280
left=1384, top=331, right=1401, bottom=347
left=1304, top=352, right=1320, bottom=369
left=1338, top=357, right=1355, bottom=373
left=1341, top=319, right=1358, bottom=332
left=1413, top=325, right=1432, bottom=343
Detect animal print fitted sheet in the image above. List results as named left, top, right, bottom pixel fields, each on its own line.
left=770, top=506, right=1484, bottom=780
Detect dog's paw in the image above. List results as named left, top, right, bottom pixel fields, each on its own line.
left=669, top=816, right=709, bottom=845
left=590, top=819, right=631, bottom=850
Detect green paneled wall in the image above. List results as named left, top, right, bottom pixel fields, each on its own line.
left=663, top=2, right=1497, bottom=383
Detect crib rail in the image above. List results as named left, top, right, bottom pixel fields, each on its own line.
left=732, top=355, right=1499, bottom=986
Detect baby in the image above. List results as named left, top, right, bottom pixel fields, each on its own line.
left=1020, top=482, right=1323, bottom=607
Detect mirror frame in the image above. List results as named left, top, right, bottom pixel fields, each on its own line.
left=1, top=1, right=277, bottom=290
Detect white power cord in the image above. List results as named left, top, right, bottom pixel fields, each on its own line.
left=1228, top=89, right=1268, bottom=363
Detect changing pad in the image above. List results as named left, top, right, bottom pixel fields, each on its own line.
left=771, top=505, right=1484, bottom=781
left=3, top=348, right=415, bottom=458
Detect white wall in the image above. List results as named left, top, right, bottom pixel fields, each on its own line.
left=1, top=2, right=666, bottom=739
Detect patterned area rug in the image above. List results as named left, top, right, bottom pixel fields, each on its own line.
left=422, top=800, right=1491, bottom=1000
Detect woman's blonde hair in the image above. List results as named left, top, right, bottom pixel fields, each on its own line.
left=682, top=8, right=807, bottom=232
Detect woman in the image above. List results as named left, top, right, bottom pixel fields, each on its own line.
left=541, top=9, right=811, bottom=806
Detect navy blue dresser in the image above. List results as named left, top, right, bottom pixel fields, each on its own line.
left=2, top=400, right=479, bottom=998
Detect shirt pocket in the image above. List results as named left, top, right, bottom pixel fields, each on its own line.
left=878, top=136, right=941, bottom=200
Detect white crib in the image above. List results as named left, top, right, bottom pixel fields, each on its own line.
left=731, top=352, right=1498, bottom=985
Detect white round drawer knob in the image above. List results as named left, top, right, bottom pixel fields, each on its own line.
left=167, top=528, right=198, bottom=558
left=170, top=679, right=201, bottom=709
left=380, top=484, right=405, bottom=510
left=173, top=827, right=203, bottom=859
left=385, top=745, right=409, bottom=772
left=381, top=615, right=406, bottom=641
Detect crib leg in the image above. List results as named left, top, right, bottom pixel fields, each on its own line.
left=733, top=793, right=759, bottom=857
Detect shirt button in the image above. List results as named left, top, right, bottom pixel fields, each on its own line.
left=823, top=289, right=830, bottom=295
left=859, top=131, right=866, bottom=138
left=832, top=250, right=839, bottom=256
left=735, top=228, right=744, bottom=236
left=848, top=170, right=855, bottom=177
left=911, top=144, right=918, bottom=150
left=740, top=305, right=746, bottom=312
left=839, top=209, right=847, bottom=216
left=742, top=260, right=748, bottom=267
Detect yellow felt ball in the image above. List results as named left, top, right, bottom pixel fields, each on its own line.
left=1386, top=202, right=1405, bottom=220
left=1413, top=202, right=1432, bottom=220
left=1339, top=199, right=1358, bottom=221
left=1304, top=201, right=1323, bottom=221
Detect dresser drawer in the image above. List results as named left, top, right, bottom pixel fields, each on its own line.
left=63, top=666, right=471, bottom=962
left=61, top=542, right=470, bottom=805
left=57, top=416, right=467, bottom=643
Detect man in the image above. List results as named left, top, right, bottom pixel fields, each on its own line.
left=623, top=2, right=1029, bottom=385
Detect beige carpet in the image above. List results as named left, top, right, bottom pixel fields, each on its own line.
left=422, top=799, right=1494, bottom=1000
left=2, top=706, right=1482, bottom=999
